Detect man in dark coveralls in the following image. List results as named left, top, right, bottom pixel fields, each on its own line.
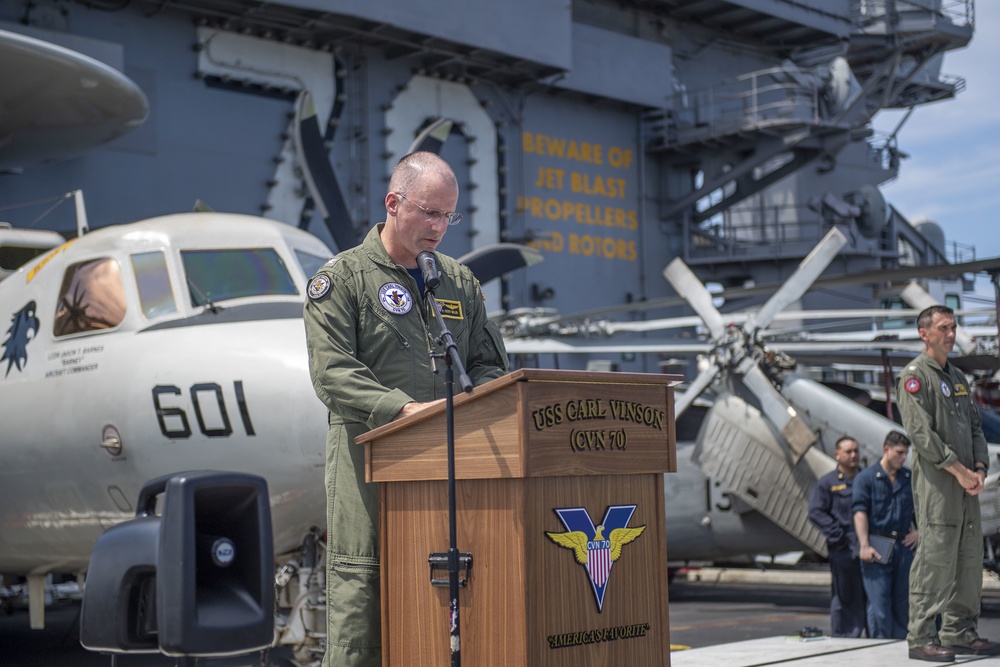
left=808, top=436, right=867, bottom=637
left=897, top=305, right=1000, bottom=662
left=852, top=430, right=916, bottom=639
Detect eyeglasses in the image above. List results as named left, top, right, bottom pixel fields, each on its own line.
left=395, top=192, right=462, bottom=226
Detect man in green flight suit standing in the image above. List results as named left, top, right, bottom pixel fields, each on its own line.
left=303, top=151, right=509, bottom=667
left=896, top=304, right=1000, bottom=662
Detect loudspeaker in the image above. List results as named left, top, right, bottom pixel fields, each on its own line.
left=79, top=515, right=161, bottom=652
left=80, top=470, right=275, bottom=657
left=157, top=471, right=274, bottom=656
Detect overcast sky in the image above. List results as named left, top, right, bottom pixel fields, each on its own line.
left=873, top=1, right=1000, bottom=272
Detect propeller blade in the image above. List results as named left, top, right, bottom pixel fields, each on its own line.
left=675, top=365, right=720, bottom=419
left=743, top=227, right=848, bottom=333
left=663, top=257, right=728, bottom=340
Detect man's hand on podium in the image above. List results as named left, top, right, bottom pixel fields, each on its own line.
left=393, top=399, right=445, bottom=421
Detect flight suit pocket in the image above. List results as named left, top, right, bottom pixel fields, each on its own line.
left=363, top=298, right=410, bottom=351
left=479, top=320, right=510, bottom=370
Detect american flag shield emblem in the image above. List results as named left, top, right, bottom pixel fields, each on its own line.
left=547, top=504, right=644, bottom=612
left=587, top=539, right=612, bottom=587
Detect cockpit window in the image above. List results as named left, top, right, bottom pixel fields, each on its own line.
left=132, top=251, right=177, bottom=319
left=53, top=258, right=127, bottom=337
left=180, top=248, right=298, bottom=307
left=295, top=250, right=330, bottom=280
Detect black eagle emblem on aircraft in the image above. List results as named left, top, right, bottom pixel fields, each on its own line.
left=2, top=301, right=40, bottom=377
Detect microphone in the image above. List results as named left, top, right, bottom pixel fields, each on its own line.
left=417, top=251, right=441, bottom=291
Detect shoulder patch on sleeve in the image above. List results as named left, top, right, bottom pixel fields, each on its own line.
left=904, top=377, right=921, bottom=394
left=308, top=274, right=331, bottom=300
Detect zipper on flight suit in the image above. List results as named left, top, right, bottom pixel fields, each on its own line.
left=399, top=268, right=436, bottom=358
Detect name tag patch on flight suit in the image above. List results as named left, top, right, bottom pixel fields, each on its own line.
left=379, top=282, right=413, bottom=315
left=308, top=275, right=331, bottom=300
left=940, top=381, right=951, bottom=397
left=905, top=378, right=921, bottom=393
left=436, top=299, right=464, bottom=320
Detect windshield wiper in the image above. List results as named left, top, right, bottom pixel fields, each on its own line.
left=187, top=276, right=222, bottom=314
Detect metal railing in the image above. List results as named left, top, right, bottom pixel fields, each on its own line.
left=685, top=204, right=834, bottom=263
left=650, top=65, right=825, bottom=150
left=852, top=0, right=974, bottom=28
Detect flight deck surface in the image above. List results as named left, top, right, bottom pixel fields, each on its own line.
left=674, top=636, right=999, bottom=666
left=5, top=569, right=1000, bottom=665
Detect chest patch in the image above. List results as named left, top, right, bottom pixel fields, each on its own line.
left=904, top=378, right=921, bottom=394
left=940, top=380, right=951, bottom=397
left=436, top=299, right=464, bottom=320
left=955, top=383, right=969, bottom=397
left=379, top=282, right=413, bottom=315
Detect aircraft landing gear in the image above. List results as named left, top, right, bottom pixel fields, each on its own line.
left=274, top=529, right=327, bottom=667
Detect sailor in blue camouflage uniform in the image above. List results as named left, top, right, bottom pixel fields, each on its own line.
left=303, top=151, right=509, bottom=667
left=808, top=436, right=867, bottom=637
left=896, top=304, right=1000, bottom=662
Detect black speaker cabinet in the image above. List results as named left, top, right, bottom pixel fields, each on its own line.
left=81, top=470, right=275, bottom=658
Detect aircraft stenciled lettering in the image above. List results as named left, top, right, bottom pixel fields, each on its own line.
left=708, top=479, right=734, bottom=512
left=44, top=344, right=105, bottom=379
left=1, top=301, right=39, bottom=377
left=153, top=380, right=256, bottom=440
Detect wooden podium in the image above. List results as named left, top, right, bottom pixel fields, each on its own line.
left=359, top=369, right=680, bottom=666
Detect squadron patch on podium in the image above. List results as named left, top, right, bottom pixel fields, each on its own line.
left=545, top=504, right=645, bottom=613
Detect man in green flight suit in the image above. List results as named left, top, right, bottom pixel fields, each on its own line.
left=896, top=305, right=1000, bottom=662
left=303, top=151, right=509, bottom=667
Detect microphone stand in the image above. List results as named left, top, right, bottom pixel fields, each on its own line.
left=423, top=283, right=473, bottom=667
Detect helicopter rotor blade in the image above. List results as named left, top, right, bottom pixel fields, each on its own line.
left=663, top=257, right=728, bottom=340
left=675, top=364, right=720, bottom=420
left=739, top=361, right=817, bottom=460
left=744, top=227, right=848, bottom=333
